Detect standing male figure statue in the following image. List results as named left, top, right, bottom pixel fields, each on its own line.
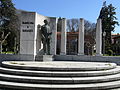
left=41, top=20, right=52, bottom=55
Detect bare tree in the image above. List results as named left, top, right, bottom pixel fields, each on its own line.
left=67, top=18, right=96, bottom=55
left=67, top=19, right=79, bottom=32
left=84, top=20, right=96, bottom=55
left=0, top=31, right=10, bottom=53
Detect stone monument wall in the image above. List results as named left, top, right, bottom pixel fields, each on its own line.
left=19, top=11, right=50, bottom=60
left=19, top=10, right=58, bottom=60
left=20, top=11, right=36, bottom=56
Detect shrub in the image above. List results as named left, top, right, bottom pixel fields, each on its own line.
left=107, top=49, right=113, bottom=56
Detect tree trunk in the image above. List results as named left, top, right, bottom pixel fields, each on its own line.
left=0, top=42, right=2, bottom=54
left=14, top=37, right=17, bottom=54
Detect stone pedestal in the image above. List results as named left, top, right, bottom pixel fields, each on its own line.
left=35, top=55, right=54, bottom=62
left=78, top=18, right=84, bottom=55
left=60, top=18, right=66, bottom=55
left=96, top=19, right=102, bottom=56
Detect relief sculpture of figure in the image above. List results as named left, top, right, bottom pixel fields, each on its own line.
left=41, top=20, right=52, bottom=55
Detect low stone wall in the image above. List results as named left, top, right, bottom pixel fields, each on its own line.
left=0, top=54, right=54, bottom=62
left=0, top=54, right=34, bottom=63
left=54, top=55, right=120, bottom=65
left=0, top=54, right=120, bottom=65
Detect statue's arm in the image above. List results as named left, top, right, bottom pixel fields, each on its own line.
left=48, top=27, right=52, bottom=35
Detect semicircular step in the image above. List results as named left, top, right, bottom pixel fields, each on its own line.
left=0, top=66, right=120, bottom=77
left=0, top=80, right=120, bottom=90
left=0, top=73, right=120, bottom=84
left=2, top=61, right=117, bottom=71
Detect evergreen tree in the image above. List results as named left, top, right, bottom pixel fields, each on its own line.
left=0, top=0, right=19, bottom=53
left=99, top=1, right=119, bottom=54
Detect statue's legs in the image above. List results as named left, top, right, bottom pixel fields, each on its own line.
left=46, top=39, right=50, bottom=55
left=42, top=38, right=47, bottom=55
left=42, top=38, right=50, bottom=55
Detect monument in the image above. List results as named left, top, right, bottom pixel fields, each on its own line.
left=19, top=10, right=103, bottom=61
left=0, top=10, right=120, bottom=89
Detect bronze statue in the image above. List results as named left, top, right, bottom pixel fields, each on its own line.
left=41, top=20, right=52, bottom=55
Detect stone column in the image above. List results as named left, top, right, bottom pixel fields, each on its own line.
left=78, top=18, right=84, bottom=55
left=96, top=19, right=102, bottom=56
left=50, top=17, right=57, bottom=55
left=60, top=18, right=66, bottom=55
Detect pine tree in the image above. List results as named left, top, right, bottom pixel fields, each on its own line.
left=99, top=1, right=119, bottom=54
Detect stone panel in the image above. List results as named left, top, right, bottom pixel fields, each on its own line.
left=20, top=11, right=36, bottom=56
left=49, top=17, right=57, bottom=55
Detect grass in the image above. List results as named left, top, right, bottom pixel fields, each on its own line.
left=1, top=51, right=14, bottom=54
left=10, top=61, right=18, bottom=64
left=105, top=63, right=112, bottom=66
left=19, top=63, right=25, bottom=65
left=103, top=54, right=120, bottom=56
left=10, top=62, right=25, bottom=65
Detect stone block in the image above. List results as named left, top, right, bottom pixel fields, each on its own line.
left=35, top=55, right=54, bottom=62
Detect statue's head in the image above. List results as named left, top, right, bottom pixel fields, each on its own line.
left=37, top=24, right=41, bottom=29
left=44, top=19, right=48, bottom=25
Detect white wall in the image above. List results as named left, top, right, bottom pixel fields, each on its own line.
left=35, top=13, right=49, bottom=55
left=35, top=14, right=58, bottom=55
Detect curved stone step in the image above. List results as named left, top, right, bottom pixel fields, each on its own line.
left=111, top=88, right=120, bottom=90
left=2, top=61, right=117, bottom=71
left=1, top=73, right=120, bottom=84
left=0, top=66, right=120, bottom=77
left=0, top=80, right=120, bottom=90
left=0, top=61, right=120, bottom=89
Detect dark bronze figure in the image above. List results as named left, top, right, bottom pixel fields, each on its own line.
left=41, top=20, right=52, bottom=55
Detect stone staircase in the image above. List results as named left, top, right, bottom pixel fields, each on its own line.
left=0, top=61, right=120, bottom=90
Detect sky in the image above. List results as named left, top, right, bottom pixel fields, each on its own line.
left=12, top=0, right=120, bottom=34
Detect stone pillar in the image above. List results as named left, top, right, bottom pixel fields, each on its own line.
left=96, top=19, right=102, bottom=56
left=78, top=18, right=84, bottom=55
left=50, top=17, right=57, bottom=55
left=60, top=18, right=66, bottom=55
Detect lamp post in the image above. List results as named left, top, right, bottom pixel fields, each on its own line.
left=103, top=31, right=106, bottom=55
